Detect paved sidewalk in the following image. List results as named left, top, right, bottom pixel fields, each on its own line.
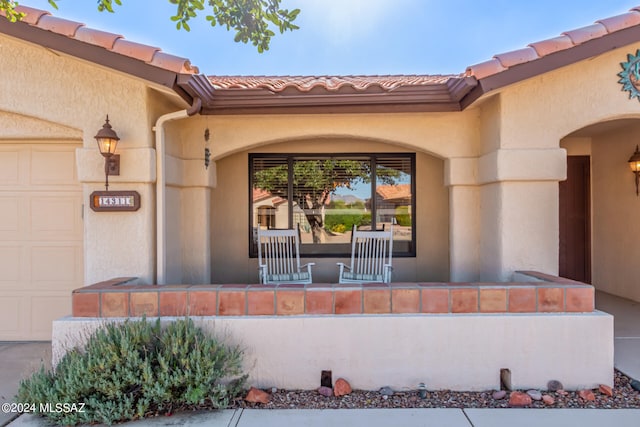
left=9, top=408, right=640, bottom=427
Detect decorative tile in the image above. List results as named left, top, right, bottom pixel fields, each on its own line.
left=276, top=290, right=305, bottom=315
left=508, top=287, right=536, bottom=313
left=566, top=287, right=594, bottom=312
left=218, top=291, right=246, bottom=316
left=479, top=288, right=507, bottom=313
left=72, top=292, right=99, bottom=317
left=392, top=288, right=419, bottom=313
left=363, top=289, right=391, bottom=314
left=247, top=290, right=275, bottom=315
left=335, top=290, right=362, bottom=314
left=130, top=292, right=159, bottom=317
left=451, top=288, right=478, bottom=313
left=101, top=292, right=129, bottom=317
left=159, top=291, right=188, bottom=316
left=538, top=287, right=564, bottom=312
left=306, top=290, right=333, bottom=314
left=421, top=288, right=449, bottom=313
left=188, top=291, right=216, bottom=316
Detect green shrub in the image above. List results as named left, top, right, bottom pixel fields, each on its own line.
left=395, top=206, right=411, bottom=227
left=17, top=318, right=246, bottom=426
left=325, top=211, right=371, bottom=232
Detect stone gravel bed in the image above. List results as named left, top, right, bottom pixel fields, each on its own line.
left=233, top=370, right=640, bottom=409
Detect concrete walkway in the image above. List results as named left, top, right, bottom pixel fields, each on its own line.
left=8, top=408, right=640, bottom=427
left=1, top=290, right=639, bottom=427
left=595, top=291, right=640, bottom=380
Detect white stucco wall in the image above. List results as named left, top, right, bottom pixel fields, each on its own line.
left=53, top=312, right=613, bottom=391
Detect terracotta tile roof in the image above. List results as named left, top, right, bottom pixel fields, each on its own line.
left=376, top=184, right=411, bottom=202
left=466, top=7, right=640, bottom=80
left=209, top=75, right=460, bottom=93
left=3, top=5, right=198, bottom=74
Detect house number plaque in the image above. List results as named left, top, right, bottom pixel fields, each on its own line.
left=90, top=191, right=141, bottom=212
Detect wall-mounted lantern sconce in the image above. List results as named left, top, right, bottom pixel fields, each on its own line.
left=629, top=145, right=640, bottom=196
left=94, top=115, right=120, bottom=191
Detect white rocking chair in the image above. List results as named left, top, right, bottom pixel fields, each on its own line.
left=257, top=227, right=315, bottom=285
left=337, top=222, right=394, bottom=284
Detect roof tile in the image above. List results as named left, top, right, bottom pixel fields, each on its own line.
left=150, top=51, right=199, bottom=74
left=209, top=75, right=457, bottom=92
left=14, top=6, right=49, bottom=25
left=464, top=59, right=506, bottom=80
left=494, top=47, right=539, bottom=68
left=74, top=27, right=122, bottom=50
left=528, top=35, right=574, bottom=57
left=4, top=6, right=198, bottom=75
left=597, top=11, right=640, bottom=33
left=37, top=15, right=83, bottom=37
left=562, top=23, right=608, bottom=45
left=112, top=39, right=160, bottom=63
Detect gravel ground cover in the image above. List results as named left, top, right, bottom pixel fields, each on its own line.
left=233, top=370, right=640, bottom=409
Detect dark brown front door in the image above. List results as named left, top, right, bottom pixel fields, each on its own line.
left=559, top=156, right=591, bottom=283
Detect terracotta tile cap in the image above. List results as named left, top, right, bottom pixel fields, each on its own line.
left=562, top=23, right=608, bottom=45
left=597, top=11, right=640, bottom=33
left=74, top=27, right=123, bottom=50
left=150, top=51, right=199, bottom=74
left=494, top=47, right=539, bottom=68
left=36, top=15, right=84, bottom=37
left=464, top=59, right=506, bottom=80
left=112, top=38, right=161, bottom=63
left=528, top=35, right=575, bottom=57
left=12, top=6, right=50, bottom=25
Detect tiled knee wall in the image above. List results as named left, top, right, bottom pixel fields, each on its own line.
left=71, top=272, right=595, bottom=318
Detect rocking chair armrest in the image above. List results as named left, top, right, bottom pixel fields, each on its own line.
left=301, top=262, right=316, bottom=270
left=336, top=262, right=351, bottom=272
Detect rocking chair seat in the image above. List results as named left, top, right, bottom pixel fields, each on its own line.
left=257, top=227, right=314, bottom=285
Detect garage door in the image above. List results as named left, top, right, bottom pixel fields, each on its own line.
left=0, top=143, right=83, bottom=340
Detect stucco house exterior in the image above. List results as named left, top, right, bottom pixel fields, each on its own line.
left=2, top=4, right=640, bottom=391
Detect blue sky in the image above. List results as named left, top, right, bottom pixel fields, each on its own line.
left=21, top=1, right=640, bottom=75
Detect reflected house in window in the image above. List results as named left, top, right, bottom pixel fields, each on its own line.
left=374, top=184, right=412, bottom=223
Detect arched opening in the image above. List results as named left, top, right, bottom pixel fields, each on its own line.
left=561, top=118, right=640, bottom=302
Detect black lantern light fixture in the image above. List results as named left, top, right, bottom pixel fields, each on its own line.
left=94, top=115, right=120, bottom=191
left=628, top=145, right=640, bottom=196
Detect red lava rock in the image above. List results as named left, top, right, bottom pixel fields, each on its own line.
left=334, top=378, right=352, bottom=397
left=245, top=387, right=270, bottom=404
left=542, top=394, right=555, bottom=405
left=599, top=384, right=613, bottom=397
left=317, top=386, right=333, bottom=397
left=556, top=389, right=568, bottom=396
left=578, top=389, right=596, bottom=402
left=508, top=391, right=532, bottom=407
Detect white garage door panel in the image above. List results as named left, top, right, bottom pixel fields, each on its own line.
left=31, top=195, right=82, bottom=239
left=0, top=296, right=22, bottom=335
left=31, top=149, right=77, bottom=185
left=0, top=246, right=21, bottom=282
left=0, top=150, right=19, bottom=184
left=0, top=143, right=83, bottom=340
left=31, top=296, right=71, bottom=338
left=31, top=245, right=81, bottom=283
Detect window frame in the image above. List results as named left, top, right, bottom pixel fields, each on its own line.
left=249, top=153, right=416, bottom=258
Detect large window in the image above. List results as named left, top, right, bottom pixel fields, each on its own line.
left=250, top=153, right=415, bottom=257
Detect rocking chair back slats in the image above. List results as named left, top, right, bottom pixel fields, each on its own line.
left=338, top=223, right=394, bottom=284
left=257, top=228, right=314, bottom=284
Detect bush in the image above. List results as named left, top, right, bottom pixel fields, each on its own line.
left=325, top=211, right=371, bottom=233
left=395, top=206, right=411, bottom=227
left=17, top=318, right=246, bottom=426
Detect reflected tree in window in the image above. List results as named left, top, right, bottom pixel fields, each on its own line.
left=254, top=159, right=400, bottom=243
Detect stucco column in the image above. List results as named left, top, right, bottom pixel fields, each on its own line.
left=478, top=148, right=566, bottom=281
left=165, top=156, right=216, bottom=284
left=445, top=158, right=481, bottom=281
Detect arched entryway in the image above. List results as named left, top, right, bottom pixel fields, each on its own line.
left=561, top=118, right=640, bottom=302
